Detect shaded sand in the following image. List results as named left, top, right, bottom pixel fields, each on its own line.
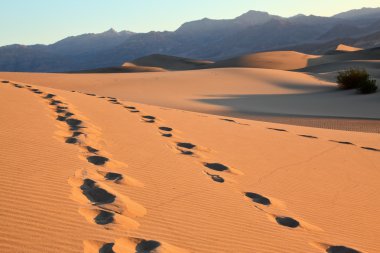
left=1, top=68, right=379, bottom=132
left=131, top=54, right=214, bottom=70
left=1, top=81, right=379, bottom=253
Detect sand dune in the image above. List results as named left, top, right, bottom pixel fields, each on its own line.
left=212, top=51, right=320, bottom=70
left=73, top=63, right=167, bottom=73
left=1, top=80, right=379, bottom=252
left=336, top=44, right=363, bottom=52
left=1, top=68, right=379, bottom=133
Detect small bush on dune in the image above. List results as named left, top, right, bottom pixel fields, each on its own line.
left=336, top=68, right=377, bottom=94
left=358, top=79, right=378, bottom=94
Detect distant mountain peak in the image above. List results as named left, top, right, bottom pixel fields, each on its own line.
left=333, top=7, right=380, bottom=19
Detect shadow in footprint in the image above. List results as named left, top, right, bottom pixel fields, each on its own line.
left=204, top=163, right=229, bottom=172
left=65, top=137, right=78, bottom=144
left=125, top=106, right=136, bottom=110
left=330, top=140, right=355, bottom=145
left=361, top=147, right=380, bottom=152
left=221, top=118, right=236, bottom=123
left=130, top=110, right=140, bottom=113
left=275, top=216, right=300, bottom=228
left=86, top=146, right=99, bottom=154
left=268, top=128, right=288, bottom=132
left=50, top=100, right=63, bottom=105
left=177, top=142, right=196, bottom=149
left=66, top=118, right=83, bottom=130
left=245, top=192, right=271, bottom=206
left=136, top=240, right=161, bottom=253
left=87, top=156, right=109, bottom=166
left=299, top=134, right=318, bottom=139
left=94, top=210, right=114, bottom=225
left=57, top=116, right=67, bottom=122
left=105, top=172, right=123, bottom=182
left=44, top=94, right=56, bottom=99
left=159, top=127, right=172, bottom=132
left=72, top=131, right=84, bottom=137
left=162, top=133, right=172, bottom=138
left=326, top=246, right=360, bottom=253
left=206, top=172, right=224, bottom=183
left=80, top=179, right=116, bottom=204
left=1, top=80, right=9, bottom=83
left=99, top=243, right=115, bottom=253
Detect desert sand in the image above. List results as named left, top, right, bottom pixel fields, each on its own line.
left=1, top=78, right=379, bottom=253
left=336, top=44, right=363, bottom=52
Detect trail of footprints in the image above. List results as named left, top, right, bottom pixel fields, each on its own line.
left=92, top=91, right=363, bottom=253
left=3, top=82, right=187, bottom=253
left=2, top=81, right=368, bottom=252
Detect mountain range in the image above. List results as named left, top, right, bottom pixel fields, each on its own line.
left=1, top=7, right=380, bottom=72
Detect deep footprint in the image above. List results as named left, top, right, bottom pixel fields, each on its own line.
left=65, top=137, right=78, bottom=144
left=177, top=142, right=196, bottom=149
left=245, top=192, right=271, bottom=206
left=361, top=146, right=380, bottom=152
left=94, top=210, right=115, bottom=225
left=80, top=179, right=116, bottom=204
left=275, top=216, right=300, bottom=228
left=87, top=156, right=109, bottom=166
left=86, top=146, right=99, bottom=154
left=204, top=163, right=229, bottom=172
left=299, top=134, right=318, bottom=139
left=330, top=140, right=355, bottom=145
left=105, top=172, right=123, bottom=182
left=268, top=128, right=288, bottom=132
left=136, top=240, right=161, bottom=252
left=206, top=172, right=224, bottom=183
left=326, top=246, right=360, bottom=253
left=99, top=243, right=115, bottom=253
left=159, top=127, right=173, bottom=132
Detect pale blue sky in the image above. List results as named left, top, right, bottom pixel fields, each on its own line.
left=0, top=0, right=379, bottom=46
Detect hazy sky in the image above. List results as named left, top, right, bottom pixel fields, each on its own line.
left=1, top=0, right=379, bottom=46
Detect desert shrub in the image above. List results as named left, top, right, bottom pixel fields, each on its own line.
left=336, top=68, right=378, bottom=94
left=358, top=79, right=378, bottom=94
left=336, top=68, right=369, bottom=90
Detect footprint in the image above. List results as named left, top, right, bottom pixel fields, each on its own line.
left=86, top=146, right=99, bottom=154
left=330, top=140, right=355, bottom=145
left=85, top=93, right=96, bottom=97
left=361, top=146, right=380, bottom=152
left=72, top=131, right=84, bottom=137
left=275, top=216, right=300, bottom=228
left=299, top=134, right=318, bottom=139
left=44, top=93, right=56, bottom=99
left=57, top=116, right=67, bottom=122
left=268, top=128, right=288, bottom=132
left=65, top=137, right=78, bottom=144
left=135, top=240, right=161, bottom=252
left=105, top=172, right=123, bottom=183
left=203, top=163, right=229, bottom=172
left=130, top=110, right=140, bottom=113
left=177, top=142, right=196, bottom=149
left=245, top=192, right=271, bottom=206
left=125, top=106, right=136, bottom=110
left=80, top=179, right=116, bottom=205
left=159, top=127, right=173, bottom=132
left=50, top=99, right=63, bottom=105
left=326, top=245, right=360, bottom=253
left=1, top=80, right=9, bottom=83
left=142, top=115, right=156, bottom=123
left=99, top=243, right=115, bottom=253
left=94, top=210, right=115, bottom=225
left=13, top=84, right=24, bottom=88
left=87, top=156, right=109, bottom=166
left=66, top=118, right=83, bottom=130
left=205, top=172, right=224, bottom=183
left=220, top=118, right=236, bottom=123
